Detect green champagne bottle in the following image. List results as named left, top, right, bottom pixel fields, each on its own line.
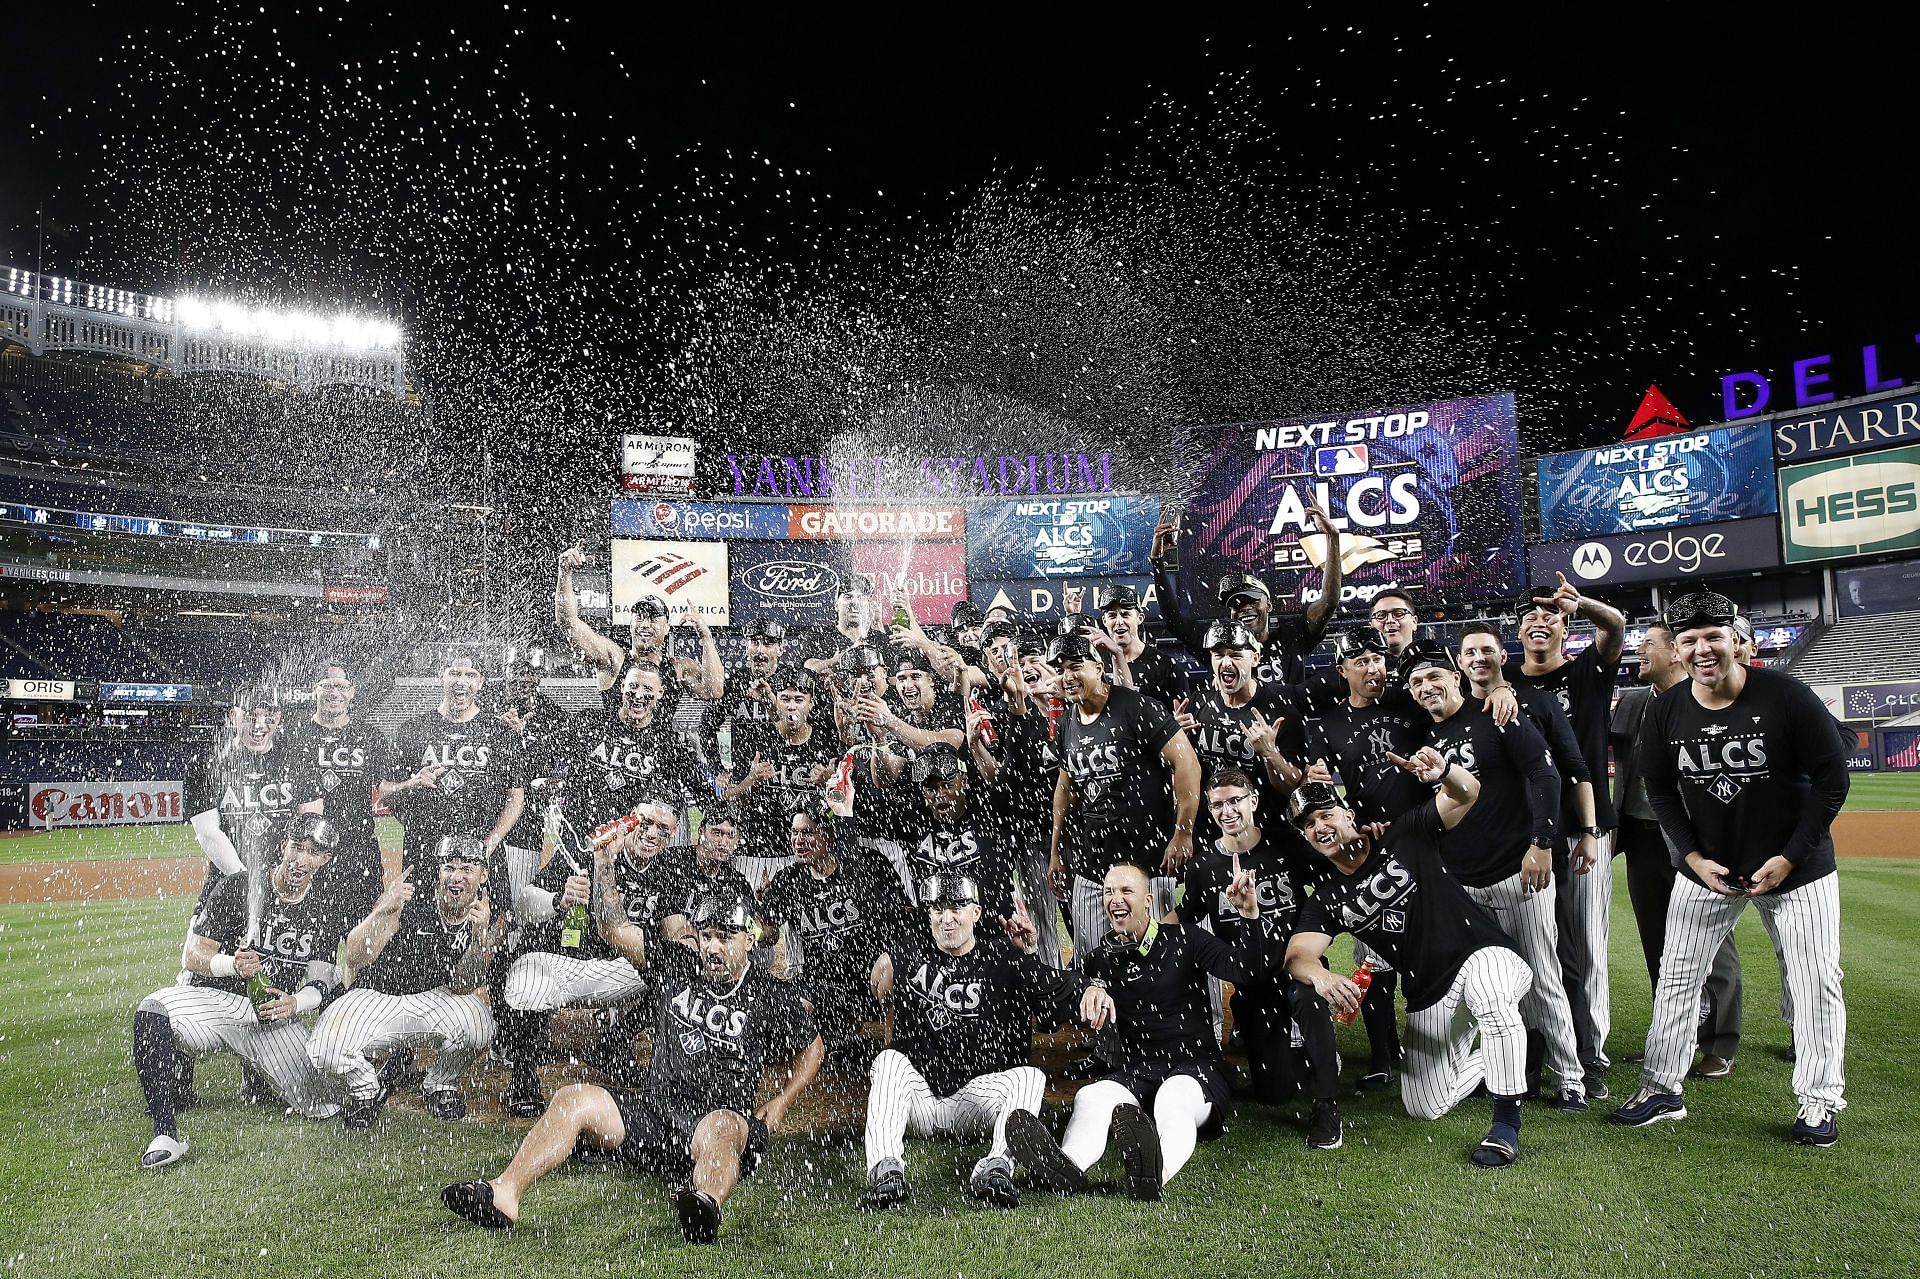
left=246, top=967, right=274, bottom=1015
left=560, top=901, right=590, bottom=949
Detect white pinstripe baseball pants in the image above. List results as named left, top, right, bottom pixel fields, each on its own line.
left=1643, top=873, right=1846, bottom=1109
left=139, top=985, right=341, bottom=1119
left=308, top=987, right=496, bottom=1102
left=1069, top=874, right=1175, bottom=969
left=1557, top=834, right=1615, bottom=1070
left=1463, top=871, right=1585, bottom=1097
left=863, top=1048, right=1044, bottom=1174
left=502, top=951, right=649, bottom=1013
left=1401, top=946, right=1533, bottom=1119
left=1059, top=1075, right=1213, bottom=1183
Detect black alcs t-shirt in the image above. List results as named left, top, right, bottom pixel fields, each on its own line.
left=563, top=710, right=703, bottom=835
left=191, top=871, right=352, bottom=998
left=1307, top=700, right=1430, bottom=826
left=352, top=891, right=478, bottom=996
left=885, top=934, right=1086, bottom=1096
left=386, top=711, right=527, bottom=873
left=1420, top=700, right=1559, bottom=888
left=1510, top=643, right=1619, bottom=827
left=1058, top=685, right=1181, bottom=878
left=644, top=941, right=817, bottom=1119
left=282, top=719, right=392, bottom=852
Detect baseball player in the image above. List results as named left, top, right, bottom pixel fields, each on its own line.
left=1402, top=640, right=1587, bottom=1111
left=441, top=874, right=823, bottom=1245
left=282, top=663, right=392, bottom=923
left=721, top=665, right=837, bottom=892
left=898, top=744, right=1018, bottom=921
left=308, top=835, right=503, bottom=1126
left=1610, top=591, right=1849, bottom=1146
left=700, top=616, right=788, bottom=774
left=664, top=801, right=758, bottom=944
left=555, top=543, right=724, bottom=720
left=1285, top=770, right=1542, bottom=1168
left=859, top=875, right=1113, bottom=1211
left=490, top=644, right=578, bottom=916
left=1005, top=860, right=1270, bottom=1201
left=1175, top=619, right=1305, bottom=847
left=1088, top=583, right=1187, bottom=709
left=498, top=793, right=688, bottom=1118
left=132, top=814, right=351, bottom=1169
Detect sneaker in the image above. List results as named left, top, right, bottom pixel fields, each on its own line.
left=1061, top=1054, right=1104, bottom=1081
left=239, top=1064, right=273, bottom=1107
left=970, top=1160, right=1019, bottom=1210
left=1791, top=1103, right=1839, bottom=1148
left=503, top=1073, right=547, bottom=1120
left=1470, top=1127, right=1519, bottom=1169
left=1607, top=1086, right=1686, bottom=1127
left=140, top=1134, right=189, bottom=1170
left=424, top=1089, right=468, bottom=1121
left=341, top=1092, right=386, bottom=1130
left=1548, top=1090, right=1589, bottom=1114
left=1109, top=1103, right=1164, bottom=1202
left=859, top=1161, right=911, bottom=1211
left=1004, top=1108, right=1087, bottom=1196
left=1583, top=1076, right=1611, bottom=1101
left=1358, top=1070, right=1394, bottom=1092
left=674, top=1186, right=722, bottom=1244
left=441, top=1180, right=514, bottom=1229
left=1691, top=1054, right=1735, bottom=1081
left=1307, top=1099, right=1343, bottom=1150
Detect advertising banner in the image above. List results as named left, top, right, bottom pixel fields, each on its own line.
left=323, top=585, right=389, bottom=605
left=1773, top=388, right=1920, bottom=462
left=1837, top=560, right=1920, bottom=618
left=964, top=495, right=1160, bottom=579
left=1882, top=728, right=1920, bottom=770
left=1778, top=443, right=1920, bottom=563
left=1843, top=681, right=1920, bottom=721
left=1175, top=393, right=1525, bottom=611
left=0, top=501, right=378, bottom=549
left=620, top=433, right=699, bottom=496
left=1526, top=516, right=1781, bottom=588
left=3, top=678, right=75, bottom=701
left=29, top=780, right=184, bottom=829
left=610, top=539, right=730, bottom=625
left=609, top=499, right=788, bottom=540
left=969, top=575, right=1163, bottom=622
left=728, top=543, right=848, bottom=625
left=787, top=505, right=965, bottom=542
left=852, top=542, right=967, bottom=626
left=99, top=683, right=193, bottom=703
left=1535, top=423, right=1777, bottom=540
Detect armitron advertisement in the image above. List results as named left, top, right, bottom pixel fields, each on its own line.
left=610, top=538, right=730, bottom=624
left=620, top=433, right=699, bottom=496
left=1535, top=422, right=1777, bottom=540
left=965, top=496, right=1161, bottom=579
left=1175, top=393, right=1525, bottom=610
left=1778, top=443, right=1920, bottom=564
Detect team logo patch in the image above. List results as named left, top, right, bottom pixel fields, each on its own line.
left=1701, top=724, right=1728, bottom=736
left=1383, top=908, right=1407, bottom=934
left=321, top=770, right=340, bottom=792
left=441, top=770, right=465, bottom=792
left=681, top=1029, right=706, bottom=1055
left=1705, top=775, right=1743, bottom=804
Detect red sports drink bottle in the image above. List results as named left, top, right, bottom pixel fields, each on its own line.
left=829, top=747, right=858, bottom=796
left=1045, top=694, right=1064, bottom=741
left=1334, top=958, right=1375, bottom=1025
left=587, top=813, right=645, bottom=850
left=969, top=693, right=997, bottom=747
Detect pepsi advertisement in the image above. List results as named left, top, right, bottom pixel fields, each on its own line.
left=1535, top=422, right=1777, bottom=541
left=965, top=495, right=1161, bottom=579
left=1174, top=393, right=1525, bottom=611
left=609, top=499, right=789, bottom=540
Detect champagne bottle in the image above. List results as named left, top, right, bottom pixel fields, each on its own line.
left=246, top=967, right=274, bottom=1015
left=560, top=901, right=590, bottom=949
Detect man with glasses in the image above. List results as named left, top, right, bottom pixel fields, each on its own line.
left=858, top=873, right=1113, bottom=1211
left=1610, top=591, right=1849, bottom=1147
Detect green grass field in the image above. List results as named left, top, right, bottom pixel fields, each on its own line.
left=3, top=859, right=1918, bottom=1279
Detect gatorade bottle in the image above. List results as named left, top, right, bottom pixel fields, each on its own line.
left=1334, top=958, right=1376, bottom=1025
left=969, top=692, right=997, bottom=747
left=587, top=813, right=645, bottom=851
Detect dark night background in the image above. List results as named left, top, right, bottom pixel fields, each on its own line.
left=0, top=6, right=1911, bottom=469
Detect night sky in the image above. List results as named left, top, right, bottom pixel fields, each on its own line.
left=1, top=7, right=1912, bottom=460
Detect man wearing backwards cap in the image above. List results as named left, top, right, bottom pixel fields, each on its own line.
left=859, top=873, right=1115, bottom=1211
left=1284, top=769, right=1544, bottom=1169
left=133, top=814, right=353, bottom=1169
left=1401, top=639, right=1588, bottom=1112
left=1609, top=590, right=1849, bottom=1148
left=309, top=834, right=504, bottom=1128
left=442, top=873, right=823, bottom=1245
left=721, top=665, right=837, bottom=893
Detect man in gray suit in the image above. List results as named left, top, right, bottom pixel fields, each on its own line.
left=1610, top=622, right=1742, bottom=1078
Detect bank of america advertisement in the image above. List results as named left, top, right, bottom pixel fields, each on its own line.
left=1174, top=393, right=1524, bottom=610
left=610, top=538, right=730, bottom=624
left=1535, top=422, right=1777, bottom=541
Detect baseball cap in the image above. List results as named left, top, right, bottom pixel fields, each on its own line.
left=837, top=573, right=874, bottom=599
left=911, top=743, right=966, bottom=786
left=1397, top=638, right=1459, bottom=685
left=769, top=665, right=819, bottom=695
left=950, top=601, right=985, bottom=628
left=1098, top=584, right=1142, bottom=613
left=1216, top=573, right=1271, bottom=604
left=918, top=873, right=981, bottom=910
left=1203, top=619, right=1259, bottom=652
left=745, top=617, right=789, bottom=642
left=631, top=596, right=670, bottom=620
left=1733, top=614, right=1755, bottom=643
left=1050, top=632, right=1097, bottom=665
left=894, top=650, right=936, bottom=675
left=1515, top=587, right=1564, bottom=620
left=690, top=889, right=756, bottom=935
left=980, top=620, right=1022, bottom=650
left=285, top=813, right=341, bottom=852
left=1664, top=590, right=1740, bottom=633
left=1289, top=782, right=1350, bottom=825
left=697, top=799, right=741, bottom=829
left=838, top=644, right=887, bottom=673
left=433, top=835, right=489, bottom=865
left=984, top=601, right=1022, bottom=624
left=789, top=791, right=837, bottom=824
left=1337, top=626, right=1390, bottom=660
left=1016, top=632, right=1050, bottom=660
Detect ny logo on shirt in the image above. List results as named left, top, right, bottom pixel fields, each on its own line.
left=1675, top=730, right=1769, bottom=805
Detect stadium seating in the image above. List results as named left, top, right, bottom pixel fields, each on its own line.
left=1790, top=612, right=1920, bottom=685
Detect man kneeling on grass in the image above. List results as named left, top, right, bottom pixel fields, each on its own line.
left=441, top=836, right=823, bottom=1244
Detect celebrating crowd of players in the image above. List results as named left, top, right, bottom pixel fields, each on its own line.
left=129, top=514, right=1854, bottom=1242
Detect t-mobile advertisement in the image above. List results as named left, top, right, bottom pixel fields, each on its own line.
left=851, top=542, right=968, bottom=626
left=1174, top=392, right=1525, bottom=613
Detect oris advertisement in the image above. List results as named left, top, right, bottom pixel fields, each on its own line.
left=728, top=543, right=847, bottom=624
left=1527, top=516, right=1782, bottom=587
left=1174, top=393, right=1525, bottom=611
left=1534, top=422, right=1777, bottom=541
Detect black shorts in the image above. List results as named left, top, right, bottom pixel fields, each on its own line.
left=607, top=1092, right=768, bottom=1182
left=1101, top=1057, right=1233, bottom=1141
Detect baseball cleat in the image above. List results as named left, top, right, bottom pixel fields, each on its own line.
left=859, top=1163, right=911, bottom=1211
left=503, top=1074, right=547, bottom=1120
left=1791, top=1103, right=1839, bottom=1148
left=1307, top=1099, right=1343, bottom=1150
left=140, top=1134, right=189, bottom=1170
left=1607, top=1087, right=1687, bottom=1127
left=441, top=1181, right=514, bottom=1229
left=1109, top=1103, right=1164, bottom=1201
left=424, top=1089, right=468, bottom=1121
left=1691, top=1054, right=1735, bottom=1081
left=674, top=1187, right=723, bottom=1244
left=1583, top=1076, right=1611, bottom=1101
left=970, top=1160, right=1020, bottom=1210
left=1548, top=1090, right=1590, bottom=1114
left=341, top=1092, right=386, bottom=1130
left=1005, top=1108, right=1087, bottom=1196
left=1357, top=1070, right=1394, bottom=1092
left=1470, top=1130, right=1519, bottom=1169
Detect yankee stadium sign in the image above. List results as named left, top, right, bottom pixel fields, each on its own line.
left=722, top=451, right=1123, bottom=500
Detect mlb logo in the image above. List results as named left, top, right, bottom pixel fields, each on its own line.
left=1315, top=444, right=1369, bottom=476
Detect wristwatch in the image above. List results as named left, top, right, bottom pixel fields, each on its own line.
left=1581, top=825, right=1605, bottom=837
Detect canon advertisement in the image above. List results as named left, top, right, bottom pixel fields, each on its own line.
left=29, top=780, right=184, bottom=829
left=1174, top=393, right=1525, bottom=612
left=1527, top=515, right=1781, bottom=588
left=1534, top=422, right=1777, bottom=541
